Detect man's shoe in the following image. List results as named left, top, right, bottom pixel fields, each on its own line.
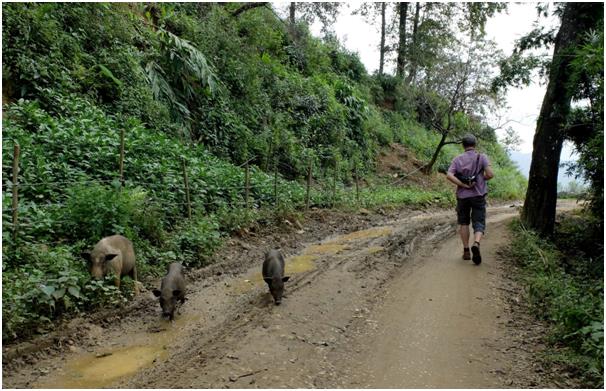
left=463, top=248, right=471, bottom=260
left=471, top=242, right=482, bottom=265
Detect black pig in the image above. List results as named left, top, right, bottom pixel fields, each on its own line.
left=262, top=249, right=290, bottom=305
left=153, top=262, right=186, bottom=320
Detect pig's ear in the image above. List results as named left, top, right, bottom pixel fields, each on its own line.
left=282, top=276, right=290, bottom=282
left=104, top=253, right=118, bottom=262
left=172, top=289, right=182, bottom=298
left=81, top=251, right=91, bottom=262
left=263, top=277, right=272, bottom=285
left=152, top=289, right=161, bottom=297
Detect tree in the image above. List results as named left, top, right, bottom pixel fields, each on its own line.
left=145, top=27, right=218, bottom=139
left=379, top=2, right=387, bottom=75
left=520, top=3, right=602, bottom=236
left=230, top=2, right=268, bottom=18
left=565, top=26, right=604, bottom=219
left=418, top=39, right=502, bottom=173
left=396, top=2, right=408, bottom=78
left=353, top=2, right=391, bottom=76
left=287, top=2, right=341, bottom=33
left=398, top=2, right=504, bottom=82
left=405, top=2, right=421, bottom=83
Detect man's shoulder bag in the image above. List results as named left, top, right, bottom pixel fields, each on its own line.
left=455, top=153, right=482, bottom=186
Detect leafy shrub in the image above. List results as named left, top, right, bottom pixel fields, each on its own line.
left=57, top=183, right=159, bottom=243
left=2, top=244, right=125, bottom=341
left=165, top=217, right=222, bottom=268
left=507, top=220, right=603, bottom=387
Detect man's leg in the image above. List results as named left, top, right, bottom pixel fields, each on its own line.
left=456, top=198, right=472, bottom=260
left=470, top=196, right=486, bottom=265
left=460, top=224, right=470, bottom=247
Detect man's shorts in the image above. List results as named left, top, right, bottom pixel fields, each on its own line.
left=456, top=195, right=486, bottom=233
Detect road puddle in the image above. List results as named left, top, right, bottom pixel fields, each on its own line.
left=285, top=254, right=317, bottom=274
left=40, top=345, right=167, bottom=388
left=36, top=315, right=197, bottom=388
left=366, top=246, right=385, bottom=254
left=230, top=226, right=393, bottom=296
left=231, top=254, right=318, bottom=295
left=305, top=243, right=347, bottom=255
left=230, top=272, right=264, bottom=294
left=328, top=227, right=392, bottom=243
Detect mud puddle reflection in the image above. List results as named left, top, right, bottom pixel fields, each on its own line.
left=35, top=314, right=199, bottom=388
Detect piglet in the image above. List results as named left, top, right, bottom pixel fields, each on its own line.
left=153, top=262, right=186, bottom=320
left=262, top=249, right=290, bottom=305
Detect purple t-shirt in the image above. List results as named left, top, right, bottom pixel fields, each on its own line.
left=448, top=150, right=490, bottom=199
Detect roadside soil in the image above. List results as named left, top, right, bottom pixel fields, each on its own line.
left=2, top=201, right=579, bottom=388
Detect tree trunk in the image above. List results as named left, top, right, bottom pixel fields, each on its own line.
left=405, top=2, right=421, bottom=84
left=396, top=2, right=408, bottom=78
left=378, top=2, right=386, bottom=75
left=289, top=2, right=296, bottom=24
left=423, top=133, right=447, bottom=174
left=522, top=2, right=602, bottom=236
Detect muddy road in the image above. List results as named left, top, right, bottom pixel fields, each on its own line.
left=3, top=201, right=578, bottom=388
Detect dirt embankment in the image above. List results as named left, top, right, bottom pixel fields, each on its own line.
left=4, top=201, right=580, bottom=389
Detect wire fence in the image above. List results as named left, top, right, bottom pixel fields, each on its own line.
left=3, top=141, right=432, bottom=249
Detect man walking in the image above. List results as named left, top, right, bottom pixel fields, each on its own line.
left=446, top=134, right=494, bottom=265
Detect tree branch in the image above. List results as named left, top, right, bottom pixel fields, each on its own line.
left=231, top=2, right=269, bottom=17
left=443, top=139, right=462, bottom=145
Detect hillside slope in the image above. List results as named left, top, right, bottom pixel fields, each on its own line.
left=1, top=3, right=526, bottom=343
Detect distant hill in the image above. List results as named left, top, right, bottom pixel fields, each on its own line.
left=509, top=151, right=580, bottom=187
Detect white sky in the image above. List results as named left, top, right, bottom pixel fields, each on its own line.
left=273, top=2, right=578, bottom=162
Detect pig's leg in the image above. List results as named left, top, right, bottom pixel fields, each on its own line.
left=130, top=266, right=140, bottom=295
left=177, top=295, right=185, bottom=315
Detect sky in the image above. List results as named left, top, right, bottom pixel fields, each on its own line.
left=273, top=2, right=579, bottom=183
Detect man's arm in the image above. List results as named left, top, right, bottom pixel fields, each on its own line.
left=446, top=172, right=472, bottom=189
left=483, top=156, right=494, bottom=180
left=447, top=158, right=472, bottom=189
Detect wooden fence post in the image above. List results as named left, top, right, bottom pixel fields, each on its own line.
left=274, top=158, right=278, bottom=207
left=332, top=159, right=337, bottom=206
left=305, top=157, right=312, bottom=210
left=119, top=127, right=125, bottom=188
left=11, top=144, right=20, bottom=246
left=182, top=158, right=192, bottom=219
left=245, top=161, right=250, bottom=209
left=354, top=164, right=360, bottom=204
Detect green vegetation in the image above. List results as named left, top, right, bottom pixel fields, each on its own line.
left=2, top=3, right=525, bottom=342
left=506, top=216, right=603, bottom=388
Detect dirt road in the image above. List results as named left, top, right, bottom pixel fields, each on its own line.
left=3, top=202, right=577, bottom=388
left=343, top=212, right=517, bottom=388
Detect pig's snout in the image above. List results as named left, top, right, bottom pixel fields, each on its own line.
left=275, top=299, right=282, bottom=305
left=90, top=269, right=105, bottom=280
